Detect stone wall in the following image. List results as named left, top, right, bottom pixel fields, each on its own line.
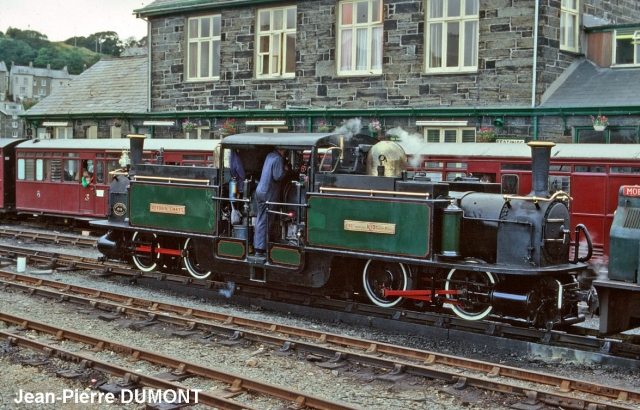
left=150, top=0, right=549, bottom=113
left=146, top=0, right=640, bottom=141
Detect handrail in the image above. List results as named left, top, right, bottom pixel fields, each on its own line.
left=503, top=190, right=572, bottom=203
left=319, top=186, right=430, bottom=199
left=133, top=175, right=211, bottom=184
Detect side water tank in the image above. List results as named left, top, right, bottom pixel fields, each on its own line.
left=609, top=185, right=640, bottom=283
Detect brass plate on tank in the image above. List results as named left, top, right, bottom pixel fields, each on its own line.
left=344, top=220, right=396, bottom=235
left=150, top=203, right=186, bottom=215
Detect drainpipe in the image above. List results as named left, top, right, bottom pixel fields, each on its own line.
left=143, top=16, right=152, bottom=114
left=531, top=0, right=539, bottom=109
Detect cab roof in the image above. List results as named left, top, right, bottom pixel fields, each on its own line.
left=220, top=132, right=340, bottom=150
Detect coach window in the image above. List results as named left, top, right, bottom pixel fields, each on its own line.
left=549, top=175, right=570, bottom=195
left=63, top=159, right=79, bottom=182
left=611, top=166, right=640, bottom=174
left=36, top=159, right=45, bottom=181
left=446, top=161, right=467, bottom=181
left=107, top=153, right=122, bottom=175
left=94, top=161, right=105, bottom=184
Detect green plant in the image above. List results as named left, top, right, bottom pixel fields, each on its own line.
left=591, top=115, right=609, bottom=127
left=182, top=119, right=197, bottom=131
left=221, top=118, right=237, bottom=134
left=476, top=127, right=496, bottom=142
left=318, top=120, right=330, bottom=132
left=368, top=119, right=381, bottom=132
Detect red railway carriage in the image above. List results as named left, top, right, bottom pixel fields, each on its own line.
left=15, top=139, right=219, bottom=221
left=406, top=143, right=640, bottom=262
left=0, top=139, right=26, bottom=214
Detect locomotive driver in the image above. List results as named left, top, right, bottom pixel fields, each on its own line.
left=254, top=148, right=288, bottom=257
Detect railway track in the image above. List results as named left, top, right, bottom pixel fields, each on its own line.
left=0, top=239, right=639, bottom=369
left=0, top=310, right=357, bottom=410
left=1, top=269, right=638, bottom=409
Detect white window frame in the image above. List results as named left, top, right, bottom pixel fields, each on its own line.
left=423, top=127, right=476, bottom=143
left=425, top=0, right=479, bottom=73
left=41, top=79, right=46, bottom=86
left=560, top=0, right=580, bottom=52
left=56, top=127, right=73, bottom=139
left=256, top=6, right=297, bottom=79
left=337, top=0, right=383, bottom=76
left=258, top=126, right=288, bottom=133
left=613, top=29, right=640, bottom=67
left=186, top=14, right=221, bottom=81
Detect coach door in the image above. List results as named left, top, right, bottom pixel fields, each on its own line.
left=78, top=156, right=98, bottom=216
left=570, top=165, right=607, bottom=257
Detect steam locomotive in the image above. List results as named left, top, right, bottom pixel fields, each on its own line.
left=93, top=133, right=594, bottom=329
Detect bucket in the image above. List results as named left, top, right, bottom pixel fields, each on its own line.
left=17, top=257, right=26, bottom=273
left=232, top=225, right=252, bottom=240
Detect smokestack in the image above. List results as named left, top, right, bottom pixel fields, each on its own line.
left=128, top=134, right=146, bottom=176
left=527, top=141, right=555, bottom=197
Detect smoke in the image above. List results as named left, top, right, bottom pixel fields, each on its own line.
left=386, top=126, right=429, bottom=167
left=219, top=281, right=236, bottom=298
left=334, top=118, right=363, bottom=140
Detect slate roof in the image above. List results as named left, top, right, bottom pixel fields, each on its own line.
left=0, top=62, right=7, bottom=72
left=136, top=0, right=277, bottom=16
left=25, top=56, right=147, bottom=116
left=541, top=59, right=640, bottom=107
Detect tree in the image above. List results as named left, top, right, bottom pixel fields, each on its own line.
left=0, top=38, right=38, bottom=67
left=5, top=28, right=49, bottom=50
left=34, top=47, right=64, bottom=69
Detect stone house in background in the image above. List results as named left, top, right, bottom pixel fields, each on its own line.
left=0, top=101, right=24, bottom=138
left=0, top=61, right=8, bottom=102
left=115, top=0, right=639, bottom=143
left=9, top=62, right=74, bottom=103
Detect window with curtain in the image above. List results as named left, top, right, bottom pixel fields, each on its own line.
left=560, top=0, right=579, bottom=52
left=257, top=6, right=297, bottom=78
left=187, top=15, right=221, bottom=81
left=426, top=0, right=478, bottom=73
left=338, top=0, right=383, bottom=75
left=614, top=29, right=640, bottom=66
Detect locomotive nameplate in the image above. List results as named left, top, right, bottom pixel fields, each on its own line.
left=344, top=220, right=396, bottom=235
left=150, top=203, right=186, bottom=215
left=622, top=186, right=640, bottom=197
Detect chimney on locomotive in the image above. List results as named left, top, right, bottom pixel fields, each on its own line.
left=527, top=141, right=555, bottom=197
left=127, top=134, right=146, bottom=176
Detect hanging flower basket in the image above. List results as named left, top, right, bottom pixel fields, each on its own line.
left=591, top=115, right=608, bottom=132
left=220, top=119, right=237, bottom=135
left=113, top=118, right=122, bottom=127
